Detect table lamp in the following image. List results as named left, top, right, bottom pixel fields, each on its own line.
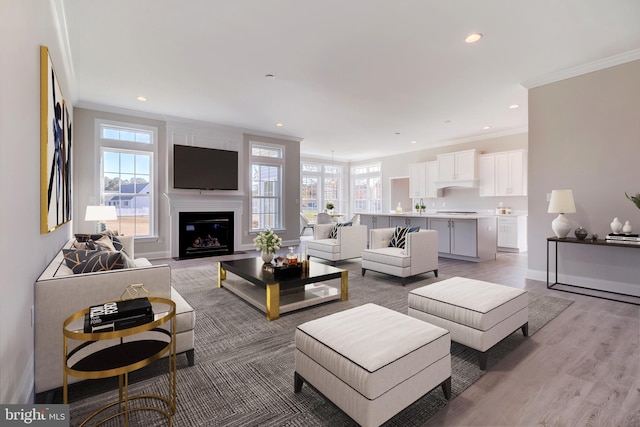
left=547, top=189, right=576, bottom=238
left=85, top=205, right=117, bottom=232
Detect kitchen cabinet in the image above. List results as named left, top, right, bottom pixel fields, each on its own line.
left=409, top=161, right=441, bottom=199
left=425, top=161, right=441, bottom=198
left=478, top=154, right=495, bottom=197
left=479, top=150, right=527, bottom=197
left=409, top=163, right=426, bottom=198
left=495, top=150, right=527, bottom=196
left=498, top=215, right=527, bottom=252
left=428, top=216, right=497, bottom=262
left=390, top=216, right=428, bottom=230
left=359, top=214, right=390, bottom=231
left=437, top=149, right=477, bottom=182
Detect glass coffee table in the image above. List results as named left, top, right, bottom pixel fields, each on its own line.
left=218, top=258, right=348, bottom=320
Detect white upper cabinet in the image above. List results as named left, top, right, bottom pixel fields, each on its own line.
left=409, top=161, right=442, bottom=199
left=478, top=154, right=495, bottom=197
left=425, top=161, right=441, bottom=198
left=495, top=150, right=527, bottom=196
left=409, top=162, right=426, bottom=198
left=478, top=149, right=527, bottom=197
left=437, top=149, right=477, bottom=182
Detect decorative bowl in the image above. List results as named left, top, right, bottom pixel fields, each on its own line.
left=574, top=227, right=588, bottom=240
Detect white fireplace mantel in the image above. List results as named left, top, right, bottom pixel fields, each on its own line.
left=163, top=193, right=244, bottom=258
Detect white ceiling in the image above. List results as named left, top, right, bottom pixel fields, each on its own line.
left=60, top=0, right=640, bottom=161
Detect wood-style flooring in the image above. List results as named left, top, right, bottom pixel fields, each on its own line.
left=422, top=253, right=640, bottom=427
left=161, top=250, right=640, bottom=426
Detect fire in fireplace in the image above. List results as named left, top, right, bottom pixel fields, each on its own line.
left=179, top=212, right=234, bottom=259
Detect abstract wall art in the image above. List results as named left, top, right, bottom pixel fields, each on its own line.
left=40, top=45, right=72, bottom=233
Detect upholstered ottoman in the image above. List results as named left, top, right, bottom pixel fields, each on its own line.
left=408, top=277, right=528, bottom=370
left=294, top=303, right=451, bottom=427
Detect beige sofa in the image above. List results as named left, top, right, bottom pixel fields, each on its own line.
left=34, top=235, right=195, bottom=395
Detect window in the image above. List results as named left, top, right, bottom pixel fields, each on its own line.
left=301, top=161, right=343, bottom=220
left=96, top=121, right=157, bottom=238
left=351, top=162, right=382, bottom=213
left=251, top=143, right=284, bottom=231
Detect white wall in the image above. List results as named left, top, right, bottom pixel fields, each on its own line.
left=0, top=0, right=73, bottom=403
left=528, top=60, right=640, bottom=295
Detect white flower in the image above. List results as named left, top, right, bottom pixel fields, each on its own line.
left=254, top=229, right=282, bottom=254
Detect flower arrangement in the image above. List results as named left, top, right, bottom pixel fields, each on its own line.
left=626, top=192, right=640, bottom=210
left=326, top=201, right=335, bottom=210
left=253, top=229, right=282, bottom=254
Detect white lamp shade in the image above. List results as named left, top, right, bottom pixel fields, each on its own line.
left=548, top=189, right=576, bottom=214
left=85, top=205, right=117, bottom=221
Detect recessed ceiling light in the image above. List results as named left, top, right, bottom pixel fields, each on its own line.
left=394, top=132, right=400, bottom=135
left=265, top=74, right=275, bottom=79
left=465, top=33, right=483, bottom=43
left=444, top=120, right=452, bottom=124
left=411, top=140, right=417, bottom=144
left=509, top=104, right=520, bottom=109
left=276, top=123, right=284, bottom=127
left=483, top=125, right=492, bottom=130
left=136, top=96, right=148, bottom=102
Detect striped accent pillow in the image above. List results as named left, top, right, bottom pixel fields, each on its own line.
left=389, top=226, right=420, bottom=249
left=328, top=221, right=353, bottom=239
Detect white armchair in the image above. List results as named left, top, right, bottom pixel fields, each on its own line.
left=361, top=227, right=438, bottom=285
left=306, top=223, right=368, bottom=265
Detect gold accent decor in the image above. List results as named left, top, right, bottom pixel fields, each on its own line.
left=63, top=297, right=177, bottom=425
left=341, top=270, right=349, bottom=301
left=218, top=262, right=226, bottom=286
left=120, top=283, right=150, bottom=300
left=266, top=283, right=280, bottom=321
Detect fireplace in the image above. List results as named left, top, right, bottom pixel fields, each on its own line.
left=179, top=212, right=234, bottom=259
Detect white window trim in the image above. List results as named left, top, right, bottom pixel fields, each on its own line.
left=94, top=119, right=159, bottom=241
left=250, top=141, right=285, bottom=233
left=350, top=162, right=382, bottom=214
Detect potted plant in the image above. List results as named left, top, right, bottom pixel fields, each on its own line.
left=325, top=201, right=335, bottom=213
left=415, top=203, right=420, bottom=213
left=253, top=228, right=282, bottom=264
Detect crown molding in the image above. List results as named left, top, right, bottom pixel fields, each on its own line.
left=49, top=0, right=76, bottom=100
left=522, top=48, right=640, bottom=89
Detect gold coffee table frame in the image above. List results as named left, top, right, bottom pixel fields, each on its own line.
left=63, top=297, right=177, bottom=426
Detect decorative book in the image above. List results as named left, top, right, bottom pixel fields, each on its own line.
left=83, top=297, right=153, bottom=332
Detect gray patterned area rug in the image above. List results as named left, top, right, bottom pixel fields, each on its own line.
left=67, top=259, right=573, bottom=427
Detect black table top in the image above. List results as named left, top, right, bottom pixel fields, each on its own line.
left=219, top=257, right=345, bottom=289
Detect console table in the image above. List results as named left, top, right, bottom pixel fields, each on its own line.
left=546, top=237, right=640, bottom=305
left=63, top=297, right=177, bottom=425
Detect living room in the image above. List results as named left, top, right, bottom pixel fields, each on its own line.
left=2, top=1, right=640, bottom=425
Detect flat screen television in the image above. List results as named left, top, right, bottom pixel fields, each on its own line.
left=173, top=144, right=239, bottom=190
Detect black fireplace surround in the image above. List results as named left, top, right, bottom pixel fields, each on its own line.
left=179, top=211, right=234, bottom=259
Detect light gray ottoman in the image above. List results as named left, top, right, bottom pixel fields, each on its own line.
left=294, top=303, right=451, bottom=427
left=408, top=277, right=528, bottom=370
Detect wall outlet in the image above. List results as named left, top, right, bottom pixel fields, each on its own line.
left=442, top=202, right=446, bottom=207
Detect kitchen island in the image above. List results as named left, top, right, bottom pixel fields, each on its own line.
left=359, top=212, right=497, bottom=262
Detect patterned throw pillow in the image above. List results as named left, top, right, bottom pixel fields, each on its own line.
left=62, top=249, right=131, bottom=274
left=74, top=231, right=125, bottom=253
left=389, top=226, right=420, bottom=249
left=328, top=221, right=353, bottom=239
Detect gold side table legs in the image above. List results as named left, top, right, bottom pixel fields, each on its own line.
left=266, top=283, right=280, bottom=321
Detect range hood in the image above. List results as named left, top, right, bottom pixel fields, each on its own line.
left=434, top=179, right=479, bottom=189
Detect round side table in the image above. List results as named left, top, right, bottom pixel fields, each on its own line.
left=63, top=297, right=176, bottom=426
